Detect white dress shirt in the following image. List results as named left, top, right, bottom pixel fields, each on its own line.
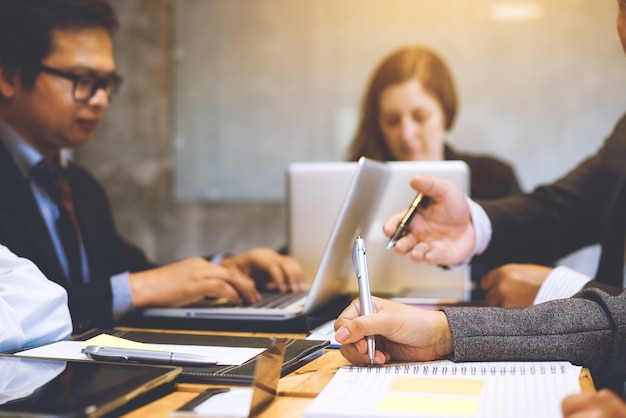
left=0, top=244, right=72, bottom=352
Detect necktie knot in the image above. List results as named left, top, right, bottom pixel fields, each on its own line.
left=31, top=160, right=72, bottom=204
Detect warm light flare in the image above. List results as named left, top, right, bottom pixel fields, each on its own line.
left=489, top=2, right=544, bottom=21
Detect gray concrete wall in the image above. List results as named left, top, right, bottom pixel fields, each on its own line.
left=77, top=0, right=286, bottom=263
left=78, top=0, right=624, bottom=275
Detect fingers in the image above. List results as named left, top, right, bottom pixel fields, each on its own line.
left=409, top=175, right=440, bottom=197
left=409, top=241, right=432, bottom=263
left=190, top=257, right=260, bottom=305
left=224, top=249, right=308, bottom=293
left=561, top=392, right=595, bottom=416
left=201, top=278, right=244, bottom=306
left=480, top=270, right=496, bottom=290
left=562, top=389, right=626, bottom=418
left=264, top=255, right=307, bottom=293
left=483, top=287, right=502, bottom=307
left=339, top=339, right=388, bottom=365
left=128, top=259, right=249, bottom=308
left=335, top=301, right=390, bottom=366
left=334, top=299, right=362, bottom=329
left=334, top=297, right=391, bottom=344
left=481, top=271, right=503, bottom=306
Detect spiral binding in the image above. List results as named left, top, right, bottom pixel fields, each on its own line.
left=346, top=362, right=569, bottom=376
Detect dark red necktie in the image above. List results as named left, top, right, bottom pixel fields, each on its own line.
left=31, top=161, right=84, bottom=284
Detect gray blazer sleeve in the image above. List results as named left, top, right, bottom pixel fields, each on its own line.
left=442, top=287, right=626, bottom=387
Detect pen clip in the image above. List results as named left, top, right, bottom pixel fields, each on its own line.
left=82, top=345, right=127, bottom=362
left=352, top=236, right=366, bottom=278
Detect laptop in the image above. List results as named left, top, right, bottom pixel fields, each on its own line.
left=0, top=354, right=180, bottom=418
left=288, top=160, right=471, bottom=303
left=140, top=157, right=390, bottom=330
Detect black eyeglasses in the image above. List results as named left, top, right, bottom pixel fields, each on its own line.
left=37, top=64, right=123, bottom=103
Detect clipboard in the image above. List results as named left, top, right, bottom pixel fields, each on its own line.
left=73, top=329, right=328, bottom=385
left=171, top=338, right=287, bottom=417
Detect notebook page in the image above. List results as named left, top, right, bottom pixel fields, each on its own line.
left=304, top=360, right=582, bottom=418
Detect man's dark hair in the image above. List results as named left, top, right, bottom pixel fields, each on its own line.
left=0, top=0, right=119, bottom=88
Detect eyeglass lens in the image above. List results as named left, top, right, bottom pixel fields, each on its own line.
left=73, top=75, right=122, bottom=102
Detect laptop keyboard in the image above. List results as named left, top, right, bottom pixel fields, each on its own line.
left=251, top=290, right=308, bottom=309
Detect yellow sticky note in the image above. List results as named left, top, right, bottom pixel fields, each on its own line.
left=390, top=376, right=485, bottom=396
left=82, top=334, right=165, bottom=351
left=378, top=395, right=480, bottom=416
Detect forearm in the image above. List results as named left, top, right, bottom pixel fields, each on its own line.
left=442, top=287, right=626, bottom=386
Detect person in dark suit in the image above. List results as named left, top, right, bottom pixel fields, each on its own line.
left=347, top=45, right=522, bottom=201
left=0, top=0, right=306, bottom=333
left=346, top=45, right=524, bottom=291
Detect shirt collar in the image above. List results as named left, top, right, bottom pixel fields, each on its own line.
left=0, top=119, right=69, bottom=177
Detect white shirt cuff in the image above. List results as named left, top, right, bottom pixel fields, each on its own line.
left=469, top=198, right=492, bottom=256
left=533, top=266, right=590, bottom=304
left=111, top=272, right=135, bottom=320
left=447, top=198, right=492, bottom=269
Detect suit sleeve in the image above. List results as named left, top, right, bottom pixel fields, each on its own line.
left=475, top=115, right=626, bottom=266
left=68, top=166, right=158, bottom=331
left=442, top=287, right=626, bottom=388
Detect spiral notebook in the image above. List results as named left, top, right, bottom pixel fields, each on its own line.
left=304, top=360, right=582, bottom=418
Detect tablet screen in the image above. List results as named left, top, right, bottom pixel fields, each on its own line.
left=0, top=355, right=180, bottom=417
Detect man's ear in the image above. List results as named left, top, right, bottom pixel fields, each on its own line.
left=0, top=63, right=19, bottom=100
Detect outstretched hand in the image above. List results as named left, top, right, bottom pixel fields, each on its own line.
left=383, top=175, right=476, bottom=267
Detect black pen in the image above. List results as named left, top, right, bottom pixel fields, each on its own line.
left=82, top=345, right=218, bottom=366
left=386, top=192, right=425, bottom=249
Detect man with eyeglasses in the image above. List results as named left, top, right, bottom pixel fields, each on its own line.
left=0, top=0, right=306, bottom=333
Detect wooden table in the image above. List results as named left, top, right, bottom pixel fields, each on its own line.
left=117, top=327, right=347, bottom=417
left=118, top=328, right=595, bottom=418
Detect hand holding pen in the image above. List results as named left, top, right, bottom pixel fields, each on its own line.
left=352, top=236, right=375, bottom=365
left=386, top=192, right=426, bottom=249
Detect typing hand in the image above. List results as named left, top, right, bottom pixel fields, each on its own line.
left=334, top=296, right=452, bottom=366
left=481, top=264, right=553, bottom=307
left=562, top=389, right=626, bottom=418
left=383, top=175, right=475, bottom=267
left=129, top=257, right=261, bottom=308
left=220, top=248, right=307, bottom=293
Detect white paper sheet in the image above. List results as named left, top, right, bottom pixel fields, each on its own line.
left=15, top=340, right=264, bottom=366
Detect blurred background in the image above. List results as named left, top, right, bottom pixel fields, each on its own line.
left=80, top=0, right=626, bottom=275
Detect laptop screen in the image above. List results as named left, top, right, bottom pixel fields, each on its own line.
left=288, top=160, right=471, bottom=301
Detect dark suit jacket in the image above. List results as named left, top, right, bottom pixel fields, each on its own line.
left=476, top=113, right=626, bottom=288
left=444, top=144, right=522, bottom=200
left=444, top=145, right=523, bottom=285
left=0, top=141, right=157, bottom=332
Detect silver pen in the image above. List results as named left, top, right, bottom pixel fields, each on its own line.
left=386, top=192, right=426, bottom=249
left=82, top=345, right=218, bottom=366
left=352, top=236, right=375, bottom=365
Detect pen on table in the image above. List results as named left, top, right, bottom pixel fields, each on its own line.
left=82, top=345, right=218, bottom=366
left=386, top=192, right=426, bottom=249
left=352, top=236, right=375, bottom=365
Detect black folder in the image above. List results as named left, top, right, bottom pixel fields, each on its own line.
left=74, top=329, right=329, bottom=385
